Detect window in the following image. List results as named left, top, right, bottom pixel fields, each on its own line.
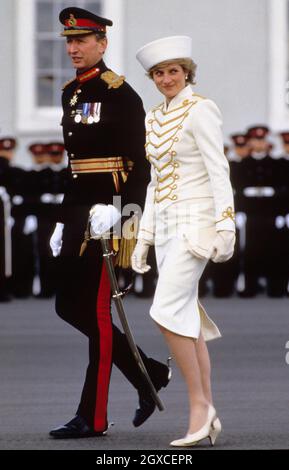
left=268, top=0, right=289, bottom=130
left=36, top=1, right=102, bottom=107
left=16, top=0, right=124, bottom=133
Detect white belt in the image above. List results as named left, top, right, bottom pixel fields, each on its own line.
left=243, top=187, right=275, bottom=197
left=40, top=193, right=64, bottom=204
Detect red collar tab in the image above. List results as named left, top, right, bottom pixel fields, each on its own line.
left=77, top=67, right=101, bottom=83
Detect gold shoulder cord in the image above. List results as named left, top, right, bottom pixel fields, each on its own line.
left=79, top=216, right=138, bottom=269
left=101, top=71, right=125, bottom=89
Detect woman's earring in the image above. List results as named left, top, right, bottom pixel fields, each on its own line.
left=185, top=75, right=188, bottom=80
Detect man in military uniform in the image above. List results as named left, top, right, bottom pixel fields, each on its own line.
left=270, top=132, right=289, bottom=296
left=49, top=7, right=170, bottom=439
left=238, top=126, right=276, bottom=296
left=0, top=137, right=15, bottom=301
left=29, top=142, right=66, bottom=298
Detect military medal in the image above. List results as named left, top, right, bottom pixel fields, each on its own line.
left=81, top=102, right=89, bottom=123
left=70, top=93, right=78, bottom=107
left=92, top=102, right=101, bottom=123
left=70, top=87, right=81, bottom=107
left=74, top=114, right=82, bottom=123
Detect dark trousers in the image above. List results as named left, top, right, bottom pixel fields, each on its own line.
left=55, top=214, right=168, bottom=431
left=56, top=242, right=112, bottom=432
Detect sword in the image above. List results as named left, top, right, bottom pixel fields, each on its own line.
left=100, top=236, right=164, bottom=412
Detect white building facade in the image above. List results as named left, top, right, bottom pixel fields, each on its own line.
left=0, top=0, right=288, bottom=165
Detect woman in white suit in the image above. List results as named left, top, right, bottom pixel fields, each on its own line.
left=132, top=36, right=236, bottom=447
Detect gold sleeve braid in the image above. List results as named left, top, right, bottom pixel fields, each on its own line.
left=216, top=207, right=235, bottom=224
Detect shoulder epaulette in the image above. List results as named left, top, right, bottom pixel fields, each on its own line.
left=62, top=78, right=76, bottom=90
left=192, top=92, right=207, bottom=100
left=100, top=71, right=125, bottom=89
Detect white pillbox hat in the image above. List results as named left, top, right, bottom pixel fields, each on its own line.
left=136, top=36, right=192, bottom=71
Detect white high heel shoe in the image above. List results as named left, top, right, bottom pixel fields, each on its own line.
left=170, top=405, right=221, bottom=447
left=209, top=417, right=222, bottom=446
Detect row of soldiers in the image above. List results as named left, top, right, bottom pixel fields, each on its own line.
left=0, top=138, right=69, bottom=301
left=1, top=125, right=289, bottom=301
left=202, top=125, right=289, bottom=297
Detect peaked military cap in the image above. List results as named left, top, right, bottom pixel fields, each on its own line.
left=0, top=137, right=17, bottom=151
left=231, top=133, right=249, bottom=147
left=28, top=143, right=48, bottom=155
left=247, top=126, right=269, bottom=140
left=59, top=7, right=113, bottom=36
left=47, top=142, right=65, bottom=155
left=280, top=131, right=289, bottom=144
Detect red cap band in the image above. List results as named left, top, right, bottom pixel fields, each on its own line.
left=64, top=17, right=106, bottom=31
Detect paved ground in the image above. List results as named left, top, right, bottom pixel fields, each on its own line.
left=0, top=295, right=289, bottom=450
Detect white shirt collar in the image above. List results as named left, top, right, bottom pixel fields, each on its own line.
left=251, top=151, right=267, bottom=160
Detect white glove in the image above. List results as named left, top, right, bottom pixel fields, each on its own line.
left=131, top=239, right=153, bottom=274
left=23, top=215, right=38, bottom=235
left=211, top=231, right=235, bottom=263
left=90, top=204, right=121, bottom=238
left=50, top=222, right=64, bottom=257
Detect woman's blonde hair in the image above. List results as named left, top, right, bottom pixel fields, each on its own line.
left=148, top=58, right=197, bottom=85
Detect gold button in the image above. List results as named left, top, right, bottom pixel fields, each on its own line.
left=77, top=89, right=82, bottom=94
left=73, top=174, right=78, bottom=179
left=174, top=174, right=179, bottom=180
left=174, top=162, right=179, bottom=168
left=70, top=154, right=75, bottom=158
left=68, top=132, right=73, bottom=136
left=174, top=137, right=179, bottom=142
left=183, top=99, right=189, bottom=105
left=172, top=195, right=178, bottom=200
left=171, top=151, right=177, bottom=156
left=172, top=184, right=177, bottom=190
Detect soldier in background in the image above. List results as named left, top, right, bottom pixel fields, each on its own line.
left=0, top=138, right=38, bottom=297
left=269, top=132, right=289, bottom=296
left=0, top=137, right=16, bottom=301
left=33, top=142, right=67, bottom=297
left=238, top=125, right=276, bottom=296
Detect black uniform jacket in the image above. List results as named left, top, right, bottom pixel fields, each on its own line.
left=60, top=60, right=150, bottom=223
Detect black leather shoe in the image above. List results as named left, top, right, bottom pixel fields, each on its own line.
left=49, top=415, right=107, bottom=439
left=133, top=357, right=172, bottom=427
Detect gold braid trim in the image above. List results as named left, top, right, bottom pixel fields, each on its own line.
left=79, top=214, right=139, bottom=269
left=216, top=206, right=235, bottom=224
left=115, top=215, right=139, bottom=269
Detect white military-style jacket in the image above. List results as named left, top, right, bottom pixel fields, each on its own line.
left=139, top=85, right=235, bottom=243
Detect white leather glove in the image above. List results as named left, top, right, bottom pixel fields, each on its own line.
left=131, top=239, right=153, bottom=274
left=23, top=215, right=38, bottom=235
left=90, top=204, right=121, bottom=238
left=211, top=231, right=235, bottom=263
left=50, top=222, right=64, bottom=257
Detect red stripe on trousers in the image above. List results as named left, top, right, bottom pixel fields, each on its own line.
left=94, top=261, right=112, bottom=431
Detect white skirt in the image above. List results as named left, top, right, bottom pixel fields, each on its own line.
left=150, top=198, right=221, bottom=341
